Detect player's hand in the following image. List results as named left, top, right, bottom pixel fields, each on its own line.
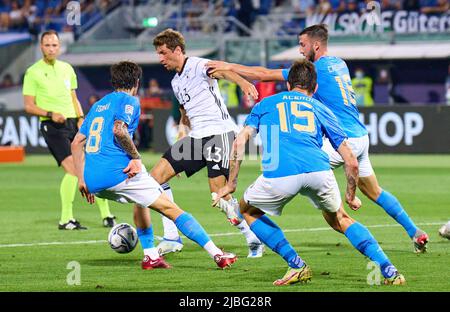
left=240, top=81, right=259, bottom=100
left=123, top=159, right=142, bottom=180
left=346, top=194, right=362, bottom=211
left=79, top=182, right=95, bottom=204
left=206, top=60, right=231, bottom=75
left=212, top=184, right=235, bottom=207
left=51, top=112, right=66, bottom=123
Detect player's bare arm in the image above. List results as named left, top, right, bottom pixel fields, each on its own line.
left=24, top=95, right=66, bottom=123
left=337, top=140, right=361, bottom=211
left=177, top=106, right=190, bottom=140
left=113, top=120, right=142, bottom=179
left=71, top=132, right=95, bottom=204
left=212, top=126, right=254, bottom=207
left=210, top=69, right=259, bottom=100
left=206, top=60, right=285, bottom=82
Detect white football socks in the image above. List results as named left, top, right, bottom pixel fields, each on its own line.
left=229, top=197, right=262, bottom=246
left=144, top=247, right=160, bottom=260
left=203, top=241, right=223, bottom=258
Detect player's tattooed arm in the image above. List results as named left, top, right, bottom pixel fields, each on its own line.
left=113, top=120, right=141, bottom=159
left=337, top=140, right=361, bottom=210
left=213, top=126, right=254, bottom=207
left=228, top=126, right=254, bottom=191
left=113, top=120, right=142, bottom=179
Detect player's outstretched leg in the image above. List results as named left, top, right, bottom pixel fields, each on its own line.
left=157, top=183, right=184, bottom=255
left=358, top=175, right=428, bottom=253
left=151, top=194, right=237, bottom=269
left=241, top=203, right=311, bottom=285
left=212, top=193, right=265, bottom=258
left=323, top=206, right=406, bottom=285
left=134, top=204, right=171, bottom=270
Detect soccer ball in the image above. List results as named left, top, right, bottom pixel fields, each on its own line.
left=108, top=223, right=139, bottom=253
left=438, top=221, right=450, bottom=240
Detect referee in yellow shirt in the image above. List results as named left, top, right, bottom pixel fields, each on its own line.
left=23, top=30, right=116, bottom=230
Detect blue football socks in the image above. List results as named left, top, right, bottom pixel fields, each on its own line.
left=174, top=212, right=210, bottom=247
left=345, top=222, right=397, bottom=278
left=137, top=226, right=154, bottom=249
left=250, top=215, right=304, bottom=269
left=376, top=189, right=418, bottom=238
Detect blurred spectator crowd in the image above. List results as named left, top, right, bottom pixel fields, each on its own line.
left=0, top=0, right=118, bottom=35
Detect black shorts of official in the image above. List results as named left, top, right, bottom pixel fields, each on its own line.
left=162, top=131, right=235, bottom=179
left=40, top=118, right=78, bottom=166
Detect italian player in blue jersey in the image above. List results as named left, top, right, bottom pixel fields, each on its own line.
left=207, top=24, right=428, bottom=253
left=213, top=60, right=405, bottom=286
left=71, top=61, right=237, bottom=270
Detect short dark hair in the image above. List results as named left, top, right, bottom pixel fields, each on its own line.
left=110, top=61, right=142, bottom=90
left=153, top=28, right=186, bottom=54
left=40, top=30, right=59, bottom=43
left=287, top=59, right=317, bottom=95
left=299, top=24, right=328, bottom=45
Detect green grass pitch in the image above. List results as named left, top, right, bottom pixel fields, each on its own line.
left=0, top=153, right=449, bottom=292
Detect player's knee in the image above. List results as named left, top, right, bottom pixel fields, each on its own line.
left=150, top=159, right=175, bottom=184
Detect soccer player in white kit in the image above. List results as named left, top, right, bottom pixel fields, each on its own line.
left=146, top=28, right=264, bottom=257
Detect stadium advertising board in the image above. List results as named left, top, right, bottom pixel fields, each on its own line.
left=1, top=107, right=448, bottom=154
left=307, top=10, right=450, bottom=35
left=0, top=111, right=47, bottom=153
left=153, top=106, right=450, bottom=154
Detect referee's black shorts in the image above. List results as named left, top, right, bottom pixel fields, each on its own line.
left=162, top=131, right=235, bottom=179
left=40, top=118, right=78, bottom=166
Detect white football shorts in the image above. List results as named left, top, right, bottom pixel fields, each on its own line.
left=243, top=170, right=342, bottom=216
left=322, top=135, right=374, bottom=178
left=95, top=165, right=164, bottom=208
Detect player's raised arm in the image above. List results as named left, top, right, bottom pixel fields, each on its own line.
left=206, top=60, right=285, bottom=82
left=210, top=69, right=258, bottom=99
left=113, top=120, right=142, bottom=179
left=212, top=126, right=255, bottom=207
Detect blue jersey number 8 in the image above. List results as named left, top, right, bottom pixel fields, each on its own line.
left=86, top=117, right=104, bottom=153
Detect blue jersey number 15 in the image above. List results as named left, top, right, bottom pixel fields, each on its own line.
left=276, top=101, right=316, bottom=133
left=335, top=74, right=356, bottom=106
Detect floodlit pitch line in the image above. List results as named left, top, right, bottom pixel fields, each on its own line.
left=0, top=222, right=443, bottom=248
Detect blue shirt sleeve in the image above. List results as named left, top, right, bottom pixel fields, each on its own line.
left=315, top=102, right=347, bottom=150
left=281, top=68, right=289, bottom=81
left=115, top=96, right=139, bottom=126
left=244, top=101, right=263, bottom=133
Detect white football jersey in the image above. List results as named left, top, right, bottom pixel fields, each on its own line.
left=171, top=56, right=238, bottom=139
